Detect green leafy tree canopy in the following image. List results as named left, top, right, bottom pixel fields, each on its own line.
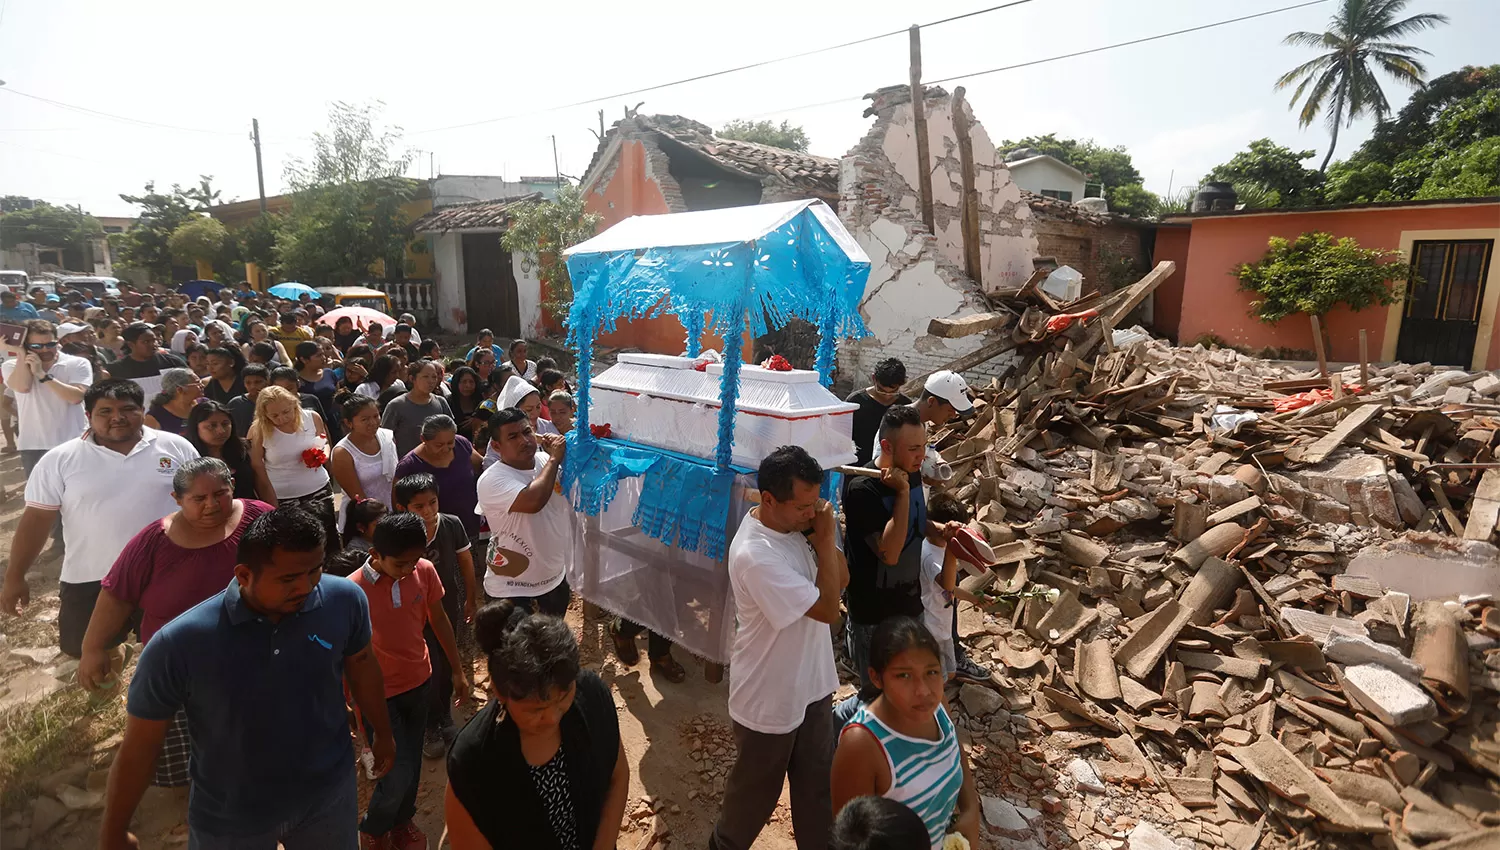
left=277, top=101, right=417, bottom=285
left=1236, top=231, right=1408, bottom=327
left=1205, top=138, right=1324, bottom=208
left=168, top=217, right=229, bottom=266
left=999, top=134, right=1157, bottom=216
left=0, top=202, right=103, bottom=252
left=1276, top=0, right=1449, bottom=172
left=716, top=119, right=810, bottom=152
left=501, top=186, right=602, bottom=318
left=115, top=182, right=201, bottom=282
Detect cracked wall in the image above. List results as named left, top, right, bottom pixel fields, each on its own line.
left=838, top=86, right=1036, bottom=386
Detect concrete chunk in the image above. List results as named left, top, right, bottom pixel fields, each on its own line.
left=981, top=796, right=1032, bottom=838
left=1341, top=662, right=1438, bottom=726
left=1323, top=632, right=1424, bottom=682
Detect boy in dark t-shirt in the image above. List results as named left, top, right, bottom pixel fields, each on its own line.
left=844, top=357, right=911, bottom=468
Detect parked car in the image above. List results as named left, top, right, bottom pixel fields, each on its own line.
left=316, top=286, right=391, bottom=314
left=54, top=276, right=122, bottom=301
left=0, top=270, right=28, bottom=293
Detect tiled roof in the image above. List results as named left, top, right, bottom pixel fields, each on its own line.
left=584, top=114, right=839, bottom=198
left=410, top=193, right=543, bottom=233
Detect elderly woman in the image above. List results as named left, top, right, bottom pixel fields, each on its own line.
left=145, top=368, right=202, bottom=435
left=446, top=603, right=629, bottom=849
left=77, top=457, right=272, bottom=786
left=248, top=385, right=338, bottom=560
left=393, top=414, right=484, bottom=541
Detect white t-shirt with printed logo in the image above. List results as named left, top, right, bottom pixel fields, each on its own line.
left=2, top=353, right=93, bottom=451
left=475, top=454, right=572, bottom=599
left=25, top=427, right=199, bottom=584
left=727, top=513, right=839, bottom=735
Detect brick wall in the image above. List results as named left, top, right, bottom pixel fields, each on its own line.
left=1031, top=214, right=1151, bottom=295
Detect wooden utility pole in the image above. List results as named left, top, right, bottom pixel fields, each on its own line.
left=552, top=135, right=562, bottom=189
left=952, top=86, right=982, bottom=284
left=251, top=118, right=267, bottom=214
left=908, top=25, right=934, bottom=234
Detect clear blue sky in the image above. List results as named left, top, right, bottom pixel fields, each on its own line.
left=0, top=0, right=1492, bottom=217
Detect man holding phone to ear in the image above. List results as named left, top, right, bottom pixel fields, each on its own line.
left=3, top=319, right=93, bottom=478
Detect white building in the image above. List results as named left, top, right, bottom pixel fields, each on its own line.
left=1003, top=153, right=1088, bottom=203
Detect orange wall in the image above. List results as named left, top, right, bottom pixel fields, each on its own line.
left=1150, top=225, right=1191, bottom=341
left=583, top=139, right=747, bottom=358
left=1175, top=203, right=1500, bottom=364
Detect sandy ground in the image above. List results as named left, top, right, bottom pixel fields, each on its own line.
left=0, top=448, right=805, bottom=850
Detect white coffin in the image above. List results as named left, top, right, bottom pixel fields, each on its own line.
left=589, top=352, right=858, bottom=469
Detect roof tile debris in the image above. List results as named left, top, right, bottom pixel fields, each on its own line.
left=410, top=192, right=543, bottom=233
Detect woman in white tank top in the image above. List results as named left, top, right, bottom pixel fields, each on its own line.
left=329, top=394, right=397, bottom=540
left=249, top=386, right=339, bottom=560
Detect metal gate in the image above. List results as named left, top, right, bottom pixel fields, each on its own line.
left=1397, top=239, right=1494, bottom=367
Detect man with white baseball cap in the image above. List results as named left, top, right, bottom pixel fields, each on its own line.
left=868, top=369, right=972, bottom=464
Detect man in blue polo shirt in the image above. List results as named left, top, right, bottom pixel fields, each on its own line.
left=99, top=508, right=395, bottom=850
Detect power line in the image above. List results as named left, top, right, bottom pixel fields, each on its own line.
left=0, top=87, right=240, bottom=136
left=407, top=0, right=1041, bottom=135
left=731, top=0, right=1329, bottom=120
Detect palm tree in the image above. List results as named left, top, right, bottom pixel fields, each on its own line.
left=1276, top=0, right=1448, bottom=173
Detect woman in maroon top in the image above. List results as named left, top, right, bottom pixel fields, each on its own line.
left=77, top=456, right=271, bottom=786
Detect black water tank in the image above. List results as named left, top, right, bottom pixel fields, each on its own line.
left=1193, top=182, right=1238, bottom=212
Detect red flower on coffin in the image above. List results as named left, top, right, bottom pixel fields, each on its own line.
left=762, top=354, right=793, bottom=371
left=590, top=423, right=612, bottom=439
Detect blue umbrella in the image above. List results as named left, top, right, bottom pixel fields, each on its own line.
left=268, top=281, right=318, bottom=300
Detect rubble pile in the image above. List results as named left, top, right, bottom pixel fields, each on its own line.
left=917, top=263, right=1500, bottom=848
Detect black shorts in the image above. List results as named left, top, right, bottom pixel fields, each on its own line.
left=58, top=580, right=139, bottom=659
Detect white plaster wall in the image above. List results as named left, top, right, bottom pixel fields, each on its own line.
left=1007, top=158, right=1087, bottom=201
left=513, top=252, right=544, bottom=338
left=431, top=233, right=466, bottom=333
left=876, top=97, right=1037, bottom=292
left=430, top=175, right=535, bottom=207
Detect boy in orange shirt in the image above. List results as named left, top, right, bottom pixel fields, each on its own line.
left=350, top=513, right=468, bottom=850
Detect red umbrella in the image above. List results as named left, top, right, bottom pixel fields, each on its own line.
left=318, top=306, right=397, bottom=331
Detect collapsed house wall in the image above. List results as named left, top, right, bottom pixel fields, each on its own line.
left=838, top=86, right=1037, bottom=386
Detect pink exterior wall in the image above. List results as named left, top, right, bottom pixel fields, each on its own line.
left=1174, top=203, right=1500, bottom=365
left=1150, top=225, right=1192, bottom=341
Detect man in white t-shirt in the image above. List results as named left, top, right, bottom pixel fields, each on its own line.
left=711, top=445, right=846, bottom=850
left=474, top=406, right=573, bottom=616
left=0, top=379, right=198, bottom=658
left=2, top=319, right=93, bottom=478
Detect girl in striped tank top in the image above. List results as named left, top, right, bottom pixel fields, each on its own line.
left=832, top=617, right=980, bottom=850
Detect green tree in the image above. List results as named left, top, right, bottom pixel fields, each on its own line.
left=1410, top=137, right=1500, bottom=199
left=237, top=214, right=281, bottom=271
left=1276, top=0, right=1449, bottom=173
left=501, top=186, right=602, bottom=318
left=168, top=217, right=229, bottom=270
left=1235, top=233, right=1408, bottom=346
left=180, top=175, right=224, bottom=211
left=716, top=119, right=810, bottom=152
left=1104, top=184, right=1161, bottom=218
left=1000, top=134, right=1149, bottom=215
left=1205, top=139, right=1324, bottom=207
left=115, top=182, right=200, bottom=282
left=1, top=196, right=35, bottom=213
left=0, top=202, right=103, bottom=252
left=276, top=101, right=417, bottom=284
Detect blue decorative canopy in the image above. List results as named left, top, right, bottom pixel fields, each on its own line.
left=559, top=199, right=872, bottom=560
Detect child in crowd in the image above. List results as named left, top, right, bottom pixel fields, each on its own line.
left=831, top=797, right=934, bottom=850
left=343, top=497, right=388, bottom=554
left=920, top=493, right=985, bottom=679
left=832, top=618, right=979, bottom=850
left=391, top=472, right=479, bottom=759
left=349, top=513, right=468, bottom=850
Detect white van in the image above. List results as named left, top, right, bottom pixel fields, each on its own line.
left=0, top=270, right=28, bottom=293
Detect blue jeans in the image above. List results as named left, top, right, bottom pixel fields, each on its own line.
left=188, top=769, right=357, bottom=850
left=361, top=681, right=430, bottom=836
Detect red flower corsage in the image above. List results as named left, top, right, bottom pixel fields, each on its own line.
left=692, top=361, right=708, bottom=372
left=301, top=447, right=328, bottom=468
left=590, top=423, right=612, bottom=439
left=762, top=354, right=793, bottom=371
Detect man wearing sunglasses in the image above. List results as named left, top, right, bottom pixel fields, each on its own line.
left=2, top=319, right=94, bottom=479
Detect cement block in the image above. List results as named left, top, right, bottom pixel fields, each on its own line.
left=1341, top=662, right=1438, bottom=726
left=1323, top=632, right=1424, bottom=682
left=981, top=796, right=1032, bottom=838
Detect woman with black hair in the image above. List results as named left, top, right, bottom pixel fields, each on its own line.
left=831, top=617, right=977, bottom=850
left=185, top=400, right=261, bottom=501
left=445, top=603, right=629, bottom=850
left=507, top=339, right=537, bottom=382
left=357, top=353, right=407, bottom=403
left=202, top=346, right=246, bottom=404
left=295, top=340, right=342, bottom=442
left=447, top=366, right=485, bottom=436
